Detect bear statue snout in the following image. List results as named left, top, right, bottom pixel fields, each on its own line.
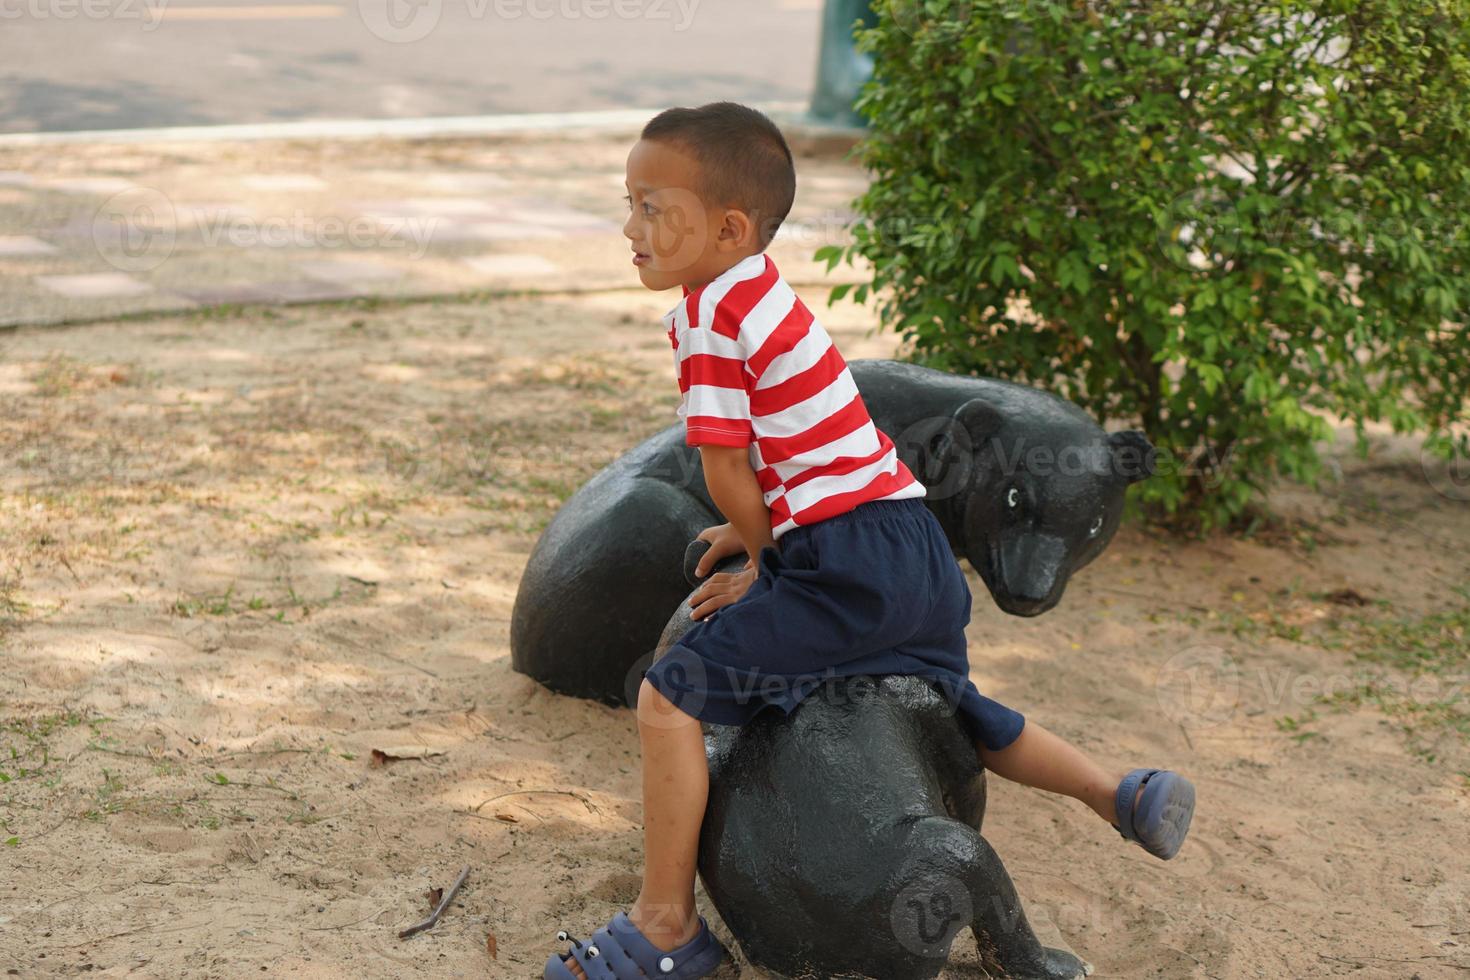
left=997, top=591, right=1060, bottom=618
left=988, top=532, right=1070, bottom=616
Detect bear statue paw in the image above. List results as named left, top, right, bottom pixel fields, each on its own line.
left=1033, top=946, right=1091, bottom=980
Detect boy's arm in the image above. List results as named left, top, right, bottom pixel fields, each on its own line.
left=700, top=444, right=776, bottom=565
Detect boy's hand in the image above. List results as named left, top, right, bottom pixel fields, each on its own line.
left=693, top=522, right=746, bottom=579
left=689, top=559, right=757, bottom=621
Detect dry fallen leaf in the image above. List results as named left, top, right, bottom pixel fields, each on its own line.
left=486, top=933, right=498, bottom=959
left=494, top=812, right=518, bottom=823
left=370, top=746, right=448, bottom=767
left=424, top=887, right=443, bottom=910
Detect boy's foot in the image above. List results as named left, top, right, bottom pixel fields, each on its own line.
left=1112, top=768, right=1195, bottom=860
left=560, top=913, right=700, bottom=980
left=546, top=905, right=717, bottom=980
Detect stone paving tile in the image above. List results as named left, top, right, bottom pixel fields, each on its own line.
left=354, top=196, right=616, bottom=236
left=35, top=272, right=153, bottom=298
left=41, top=177, right=140, bottom=195
left=0, top=235, right=57, bottom=256
left=176, top=202, right=255, bottom=233
left=240, top=174, right=329, bottom=192
left=353, top=196, right=505, bottom=218
left=297, top=258, right=406, bottom=283
left=492, top=198, right=620, bottom=234
left=352, top=199, right=515, bottom=245
left=401, top=216, right=615, bottom=244
left=175, top=280, right=362, bottom=306
left=416, top=173, right=512, bottom=193
left=773, top=219, right=852, bottom=255
left=461, top=253, right=561, bottom=278
left=426, top=220, right=569, bottom=243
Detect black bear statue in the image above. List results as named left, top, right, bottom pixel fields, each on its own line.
left=649, top=541, right=1092, bottom=980
left=511, top=359, right=1155, bottom=705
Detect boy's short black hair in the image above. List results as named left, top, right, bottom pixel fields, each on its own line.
left=641, top=102, right=796, bottom=251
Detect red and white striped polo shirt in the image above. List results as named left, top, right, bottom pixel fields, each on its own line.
left=665, top=252, right=926, bottom=540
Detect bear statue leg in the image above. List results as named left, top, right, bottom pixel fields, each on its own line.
left=891, top=815, right=1089, bottom=980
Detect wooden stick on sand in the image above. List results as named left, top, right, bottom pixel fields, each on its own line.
left=398, top=865, right=471, bottom=940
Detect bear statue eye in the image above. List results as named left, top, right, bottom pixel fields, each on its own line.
left=1006, top=487, right=1020, bottom=509
left=1088, top=514, right=1104, bottom=537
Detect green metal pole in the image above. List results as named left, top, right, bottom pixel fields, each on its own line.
left=809, top=0, right=879, bottom=127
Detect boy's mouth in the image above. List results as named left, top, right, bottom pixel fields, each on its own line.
left=631, top=248, right=651, bottom=267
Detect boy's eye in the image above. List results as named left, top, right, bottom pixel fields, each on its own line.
left=623, top=195, right=657, bottom=217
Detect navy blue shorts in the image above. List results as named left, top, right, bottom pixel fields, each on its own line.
left=643, top=496, right=1026, bottom=752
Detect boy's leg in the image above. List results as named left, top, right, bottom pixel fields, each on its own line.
left=563, top=678, right=707, bottom=980
left=976, top=720, right=1128, bottom=824
left=631, top=677, right=708, bottom=944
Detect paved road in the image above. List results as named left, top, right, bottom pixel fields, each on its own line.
left=0, top=0, right=821, bottom=133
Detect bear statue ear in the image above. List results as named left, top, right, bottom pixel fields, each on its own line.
left=924, top=397, right=1005, bottom=483
left=1108, top=429, right=1157, bottom=483
left=900, top=396, right=1005, bottom=495
left=953, top=396, right=1006, bottom=438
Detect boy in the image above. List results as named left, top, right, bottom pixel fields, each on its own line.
left=546, top=103, right=1195, bottom=980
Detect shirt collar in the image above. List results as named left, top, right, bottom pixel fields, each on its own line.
left=662, top=252, right=770, bottom=327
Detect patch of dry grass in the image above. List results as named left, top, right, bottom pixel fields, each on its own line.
left=0, top=562, right=27, bottom=638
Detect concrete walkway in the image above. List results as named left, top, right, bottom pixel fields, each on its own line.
left=0, top=116, right=868, bottom=329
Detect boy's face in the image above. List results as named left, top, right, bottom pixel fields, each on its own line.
left=623, top=138, right=753, bottom=293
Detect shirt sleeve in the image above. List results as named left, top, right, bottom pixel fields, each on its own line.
left=675, top=323, right=753, bottom=448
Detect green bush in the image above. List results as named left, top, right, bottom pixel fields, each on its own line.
left=823, top=0, right=1470, bottom=531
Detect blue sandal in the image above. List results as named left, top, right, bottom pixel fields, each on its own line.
left=1114, top=768, right=1195, bottom=860
left=545, top=910, right=729, bottom=979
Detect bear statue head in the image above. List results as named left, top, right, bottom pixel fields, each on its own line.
left=906, top=395, right=1156, bottom=617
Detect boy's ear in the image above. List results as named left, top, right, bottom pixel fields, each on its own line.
left=715, top=207, right=757, bottom=252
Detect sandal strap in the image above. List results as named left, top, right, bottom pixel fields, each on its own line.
left=1114, top=767, right=1160, bottom=844
left=546, top=930, right=623, bottom=980
left=590, top=922, right=653, bottom=978
left=609, top=912, right=717, bottom=976
left=567, top=937, right=619, bottom=980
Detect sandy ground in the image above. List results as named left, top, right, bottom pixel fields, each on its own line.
left=0, top=288, right=1467, bottom=979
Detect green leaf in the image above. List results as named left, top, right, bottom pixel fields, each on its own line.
left=990, top=254, right=1021, bottom=284
left=813, top=244, right=843, bottom=272
left=1195, top=363, right=1226, bottom=396
left=1058, top=252, right=1092, bottom=296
